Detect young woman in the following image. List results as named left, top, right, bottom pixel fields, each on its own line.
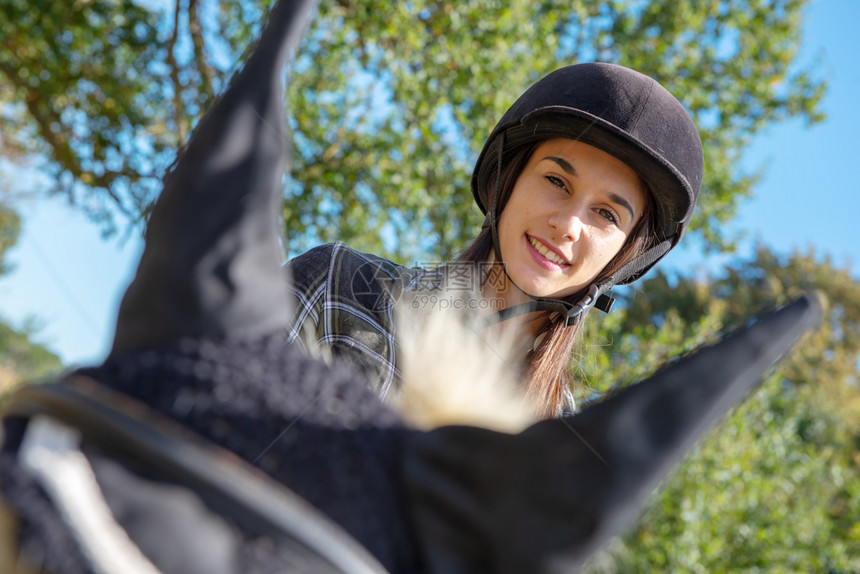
left=287, top=62, right=703, bottom=418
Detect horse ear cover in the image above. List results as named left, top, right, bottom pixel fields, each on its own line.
left=112, top=0, right=316, bottom=350
left=404, top=294, right=822, bottom=573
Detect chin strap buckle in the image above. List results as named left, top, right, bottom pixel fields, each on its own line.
left=595, top=293, right=615, bottom=313
left=563, top=285, right=615, bottom=327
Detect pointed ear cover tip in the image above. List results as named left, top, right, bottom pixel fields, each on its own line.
left=789, top=291, right=824, bottom=333
left=805, top=290, right=824, bottom=320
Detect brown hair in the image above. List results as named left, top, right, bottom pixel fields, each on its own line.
left=458, top=141, right=657, bottom=418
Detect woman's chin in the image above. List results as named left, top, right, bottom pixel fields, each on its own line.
left=504, top=274, right=582, bottom=304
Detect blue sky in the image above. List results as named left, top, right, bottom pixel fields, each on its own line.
left=1, top=0, right=858, bottom=369
left=667, top=0, right=860, bottom=276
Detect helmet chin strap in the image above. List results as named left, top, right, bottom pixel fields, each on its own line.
left=479, top=132, right=615, bottom=329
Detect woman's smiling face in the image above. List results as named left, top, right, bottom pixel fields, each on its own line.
left=495, top=138, right=646, bottom=306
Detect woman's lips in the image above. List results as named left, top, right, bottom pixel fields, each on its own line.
left=526, top=235, right=570, bottom=270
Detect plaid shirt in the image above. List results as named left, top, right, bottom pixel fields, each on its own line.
left=286, top=242, right=576, bottom=413
left=286, top=242, right=437, bottom=398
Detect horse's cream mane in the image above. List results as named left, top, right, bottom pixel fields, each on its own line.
left=392, top=304, right=538, bottom=433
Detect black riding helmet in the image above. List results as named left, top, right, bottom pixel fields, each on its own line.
left=472, top=62, right=704, bottom=326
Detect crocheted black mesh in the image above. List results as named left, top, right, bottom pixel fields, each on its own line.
left=0, top=336, right=422, bottom=573
left=71, top=335, right=421, bottom=573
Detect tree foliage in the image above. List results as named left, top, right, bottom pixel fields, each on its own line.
left=0, top=204, right=63, bottom=392
left=0, top=0, right=167, bottom=230
left=0, top=203, right=21, bottom=277
left=287, top=0, right=825, bottom=260
left=1, top=0, right=824, bottom=256
left=0, top=319, right=64, bottom=392
left=577, top=246, right=860, bottom=571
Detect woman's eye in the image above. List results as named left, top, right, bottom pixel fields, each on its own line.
left=546, top=175, right=567, bottom=191
left=597, top=208, right=618, bottom=225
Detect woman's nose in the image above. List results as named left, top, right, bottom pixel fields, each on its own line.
left=550, top=206, right=585, bottom=242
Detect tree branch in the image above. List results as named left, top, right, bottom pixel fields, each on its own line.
left=167, top=0, right=187, bottom=143
left=188, top=0, right=214, bottom=101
